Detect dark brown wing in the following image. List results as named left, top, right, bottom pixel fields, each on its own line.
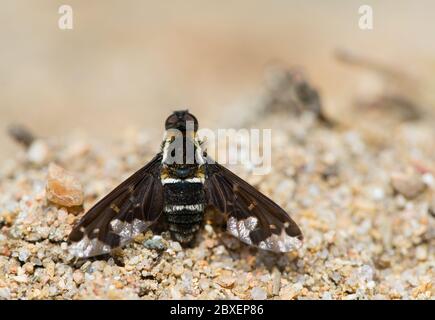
left=68, top=153, right=164, bottom=258
left=204, top=159, right=303, bottom=252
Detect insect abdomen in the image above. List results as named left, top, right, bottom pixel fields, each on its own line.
left=163, top=181, right=205, bottom=243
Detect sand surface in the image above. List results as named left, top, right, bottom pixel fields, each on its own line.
left=0, top=1, right=434, bottom=300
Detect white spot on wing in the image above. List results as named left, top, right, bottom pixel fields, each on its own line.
left=227, top=216, right=258, bottom=245
left=69, top=218, right=151, bottom=258
left=68, top=236, right=111, bottom=258
left=110, top=218, right=148, bottom=242
left=227, top=216, right=302, bottom=252
left=258, top=228, right=302, bottom=252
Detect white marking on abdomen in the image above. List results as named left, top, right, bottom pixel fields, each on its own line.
left=164, top=203, right=205, bottom=212
left=161, top=177, right=204, bottom=185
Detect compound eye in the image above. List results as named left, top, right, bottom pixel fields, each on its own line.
left=165, top=111, right=198, bottom=131
left=165, top=114, right=179, bottom=130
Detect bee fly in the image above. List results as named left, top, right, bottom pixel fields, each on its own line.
left=68, top=110, right=303, bottom=258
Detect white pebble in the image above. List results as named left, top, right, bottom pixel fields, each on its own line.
left=416, top=245, right=428, bottom=261
left=251, top=287, right=267, bottom=300
left=371, top=187, right=385, bottom=201
left=13, top=275, right=28, bottom=283
left=27, top=140, right=50, bottom=165
left=18, top=248, right=30, bottom=262
left=171, top=242, right=182, bottom=252
left=422, top=173, right=434, bottom=187
left=321, top=292, right=332, bottom=300
left=0, top=288, right=11, bottom=299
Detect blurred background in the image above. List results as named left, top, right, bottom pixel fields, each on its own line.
left=1, top=0, right=435, bottom=160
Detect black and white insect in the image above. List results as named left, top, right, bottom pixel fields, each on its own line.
left=68, top=110, right=303, bottom=258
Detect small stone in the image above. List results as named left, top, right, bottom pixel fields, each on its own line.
left=199, top=278, right=210, bottom=291
left=272, top=269, right=281, bottom=296
left=27, top=140, right=50, bottom=165
left=103, top=265, right=112, bottom=277
left=143, top=236, right=166, bottom=251
left=57, top=208, right=69, bottom=222
left=18, top=248, right=30, bottom=262
left=391, top=172, right=426, bottom=199
left=13, top=275, right=28, bottom=283
left=216, top=273, right=236, bottom=289
left=128, top=256, right=140, bottom=266
left=322, top=292, right=332, bottom=300
left=113, top=280, right=124, bottom=289
left=46, top=163, right=84, bottom=207
left=343, top=293, right=358, bottom=300
left=0, top=288, right=11, bottom=300
left=415, top=245, right=428, bottom=261
left=170, top=241, right=182, bottom=252
left=371, top=187, right=385, bottom=201
left=251, top=287, right=267, bottom=300
left=181, top=271, right=193, bottom=293
left=204, top=224, right=214, bottom=234
left=73, top=270, right=84, bottom=284
left=395, top=195, right=407, bottom=209
left=64, top=141, right=91, bottom=158
left=171, top=286, right=182, bottom=299
left=367, top=281, right=376, bottom=289
left=172, top=263, right=184, bottom=277
left=422, top=173, right=434, bottom=187
left=23, top=263, right=34, bottom=274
